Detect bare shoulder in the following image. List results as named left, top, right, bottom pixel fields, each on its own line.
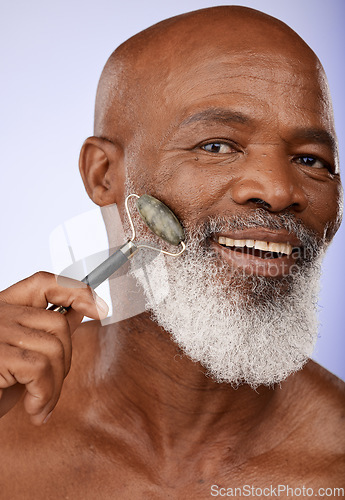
left=293, top=360, right=345, bottom=435
left=284, top=360, right=345, bottom=477
left=280, top=361, right=345, bottom=486
left=299, top=360, right=345, bottom=415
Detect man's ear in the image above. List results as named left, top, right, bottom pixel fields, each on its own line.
left=79, top=136, right=125, bottom=207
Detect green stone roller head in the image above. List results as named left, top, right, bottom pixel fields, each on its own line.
left=48, top=193, right=186, bottom=314
left=136, top=194, right=185, bottom=246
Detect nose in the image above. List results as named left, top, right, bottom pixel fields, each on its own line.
left=231, top=155, right=308, bottom=213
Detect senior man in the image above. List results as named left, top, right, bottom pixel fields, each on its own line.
left=0, top=6, right=344, bottom=498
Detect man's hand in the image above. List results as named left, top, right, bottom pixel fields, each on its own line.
left=0, top=272, right=108, bottom=425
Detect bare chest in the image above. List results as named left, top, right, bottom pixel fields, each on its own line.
left=2, top=436, right=343, bottom=500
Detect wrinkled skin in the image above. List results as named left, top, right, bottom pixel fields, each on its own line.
left=0, top=7, right=344, bottom=499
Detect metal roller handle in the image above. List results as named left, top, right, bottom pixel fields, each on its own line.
left=47, top=241, right=138, bottom=314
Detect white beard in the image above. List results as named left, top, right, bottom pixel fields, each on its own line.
left=126, top=189, right=325, bottom=388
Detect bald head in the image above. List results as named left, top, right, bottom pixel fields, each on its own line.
left=94, top=6, right=328, bottom=144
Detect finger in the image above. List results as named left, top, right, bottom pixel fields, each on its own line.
left=0, top=271, right=108, bottom=320
left=0, top=272, right=87, bottom=308
left=0, top=304, right=72, bottom=376
left=54, top=276, right=109, bottom=321
left=0, top=343, right=59, bottom=425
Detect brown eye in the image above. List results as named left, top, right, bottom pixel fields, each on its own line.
left=201, top=142, right=234, bottom=153
left=296, top=155, right=328, bottom=170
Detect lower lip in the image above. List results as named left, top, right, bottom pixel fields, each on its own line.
left=210, top=241, right=299, bottom=278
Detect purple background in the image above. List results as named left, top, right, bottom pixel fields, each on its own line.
left=0, top=0, right=344, bottom=380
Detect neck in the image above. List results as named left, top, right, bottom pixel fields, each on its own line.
left=89, top=312, right=295, bottom=459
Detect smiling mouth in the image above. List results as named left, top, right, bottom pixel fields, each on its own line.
left=210, top=234, right=302, bottom=277
left=217, top=236, right=298, bottom=259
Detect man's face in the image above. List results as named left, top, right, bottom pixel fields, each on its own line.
left=117, top=30, right=342, bottom=387
left=124, top=46, right=341, bottom=276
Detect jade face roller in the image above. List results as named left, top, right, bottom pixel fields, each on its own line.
left=48, top=194, right=186, bottom=314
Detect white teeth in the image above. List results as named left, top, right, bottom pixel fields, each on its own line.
left=267, top=242, right=292, bottom=255
left=268, top=242, right=280, bottom=252
left=283, top=243, right=293, bottom=256
left=234, top=239, right=246, bottom=247
left=217, top=237, right=294, bottom=256
left=254, top=241, right=269, bottom=251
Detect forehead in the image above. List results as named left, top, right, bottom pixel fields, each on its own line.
left=155, top=49, right=334, bottom=136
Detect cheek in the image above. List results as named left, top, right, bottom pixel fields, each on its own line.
left=308, top=179, right=343, bottom=241
left=143, top=156, right=234, bottom=225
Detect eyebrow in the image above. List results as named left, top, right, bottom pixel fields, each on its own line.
left=181, top=109, right=337, bottom=153
left=180, top=108, right=251, bottom=127
left=290, top=128, right=338, bottom=155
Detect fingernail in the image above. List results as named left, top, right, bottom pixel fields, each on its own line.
left=95, top=295, right=109, bottom=317
left=43, top=411, right=53, bottom=424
